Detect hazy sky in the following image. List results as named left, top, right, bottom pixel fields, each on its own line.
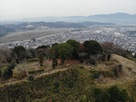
left=0, top=0, right=136, bottom=20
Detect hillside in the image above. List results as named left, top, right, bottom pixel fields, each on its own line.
left=0, top=54, right=136, bottom=102
left=112, top=54, right=136, bottom=78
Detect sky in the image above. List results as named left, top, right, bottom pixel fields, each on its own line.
left=0, top=0, right=136, bottom=21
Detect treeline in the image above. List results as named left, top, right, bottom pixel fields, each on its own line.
left=0, top=39, right=135, bottom=80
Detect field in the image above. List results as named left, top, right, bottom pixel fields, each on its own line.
left=0, top=28, right=72, bottom=44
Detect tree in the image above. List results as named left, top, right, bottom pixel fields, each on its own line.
left=1, top=61, right=16, bottom=79
left=101, top=42, right=115, bottom=52
left=37, top=49, right=45, bottom=66
left=107, top=54, right=111, bottom=61
left=26, top=48, right=37, bottom=59
left=84, top=40, right=102, bottom=56
left=89, top=56, right=96, bottom=65
left=56, top=43, right=73, bottom=65
left=50, top=44, right=59, bottom=59
left=1, top=67, right=13, bottom=79
left=52, top=43, right=58, bottom=47
left=0, top=49, right=7, bottom=67
left=78, top=52, right=87, bottom=63
left=36, top=45, right=50, bottom=50
left=0, top=48, right=12, bottom=67
left=52, top=56, right=58, bottom=68
left=12, top=46, right=26, bottom=63
left=36, top=45, right=50, bottom=59
left=66, top=39, right=80, bottom=59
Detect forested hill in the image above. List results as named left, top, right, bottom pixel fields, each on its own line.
left=0, top=25, right=15, bottom=37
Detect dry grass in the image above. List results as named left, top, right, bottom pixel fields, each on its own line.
left=112, top=54, right=136, bottom=78
left=1, top=54, right=136, bottom=87
left=93, top=54, right=136, bottom=85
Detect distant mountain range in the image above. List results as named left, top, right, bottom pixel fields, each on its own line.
left=22, top=13, right=136, bottom=24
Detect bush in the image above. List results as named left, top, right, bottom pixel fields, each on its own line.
left=91, top=87, right=108, bottom=102
left=89, top=57, right=96, bottom=65
left=1, top=67, right=13, bottom=79
left=62, top=69, right=79, bottom=88
left=0, top=69, right=1, bottom=76
left=101, top=70, right=115, bottom=78
left=78, top=53, right=87, bottom=63
left=80, top=95, right=88, bottom=102
left=79, top=56, right=84, bottom=63
left=27, top=58, right=38, bottom=62
left=28, top=74, right=34, bottom=81
left=92, top=71, right=100, bottom=79
left=9, top=60, right=17, bottom=69
left=113, top=64, right=123, bottom=77
left=53, top=81, right=60, bottom=93
left=90, top=86, right=129, bottom=102
left=80, top=66, right=84, bottom=69
left=28, top=69, right=44, bottom=74
left=1, top=61, right=17, bottom=79
left=13, top=70, right=27, bottom=79
left=107, top=86, right=129, bottom=102
left=52, top=56, right=58, bottom=68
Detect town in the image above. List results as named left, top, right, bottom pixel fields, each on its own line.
left=0, top=25, right=136, bottom=52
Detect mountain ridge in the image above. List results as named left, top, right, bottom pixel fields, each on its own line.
left=21, top=13, right=136, bottom=24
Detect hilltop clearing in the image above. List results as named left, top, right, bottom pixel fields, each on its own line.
left=0, top=54, right=136, bottom=101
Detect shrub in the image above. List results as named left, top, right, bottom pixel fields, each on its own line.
left=37, top=49, right=45, bottom=66
left=79, top=56, right=84, bottom=63
left=101, top=70, right=115, bottom=78
left=53, top=81, right=60, bottom=93
left=1, top=67, right=13, bottom=79
left=90, top=86, right=129, bottom=102
left=8, top=60, right=16, bottom=69
left=89, top=57, right=96, bottom=65
left=28, top=74, right=34, bottom=81
left=13, top=70, right=27, bottom=79
left=28, top=69, right=44, bottom=74
left=0, top=69, right=1, bottom=76
left=27, top=58, right=38, bottom=62
left=1, top=61, right=17, bottom=79
left=80, top=66, right=84, bottom=69
left=91, top=87, right=108, bottom=102
left=107, top=86, right=129, bottom=102
left=92, top=71, right=100, bottom=79
left=113, top=64, right=123, bottom=77
left=80, top=95, right=88, bottom=102
left=52, top=56, right=58, bottom=68
left=107, top=54, right=111, bottom=61
left=62, top=69, right=79, bottom=88
left=78, top=52, right=87, bottom=63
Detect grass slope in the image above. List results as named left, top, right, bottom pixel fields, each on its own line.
left=0, top=54, right=135, bottom=102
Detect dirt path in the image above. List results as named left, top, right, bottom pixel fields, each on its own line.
left=0, top=67, right=68, bottom=87
left=36, top=68, right=68, bottom=78
left=112, top=54, right=136, bottom=69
